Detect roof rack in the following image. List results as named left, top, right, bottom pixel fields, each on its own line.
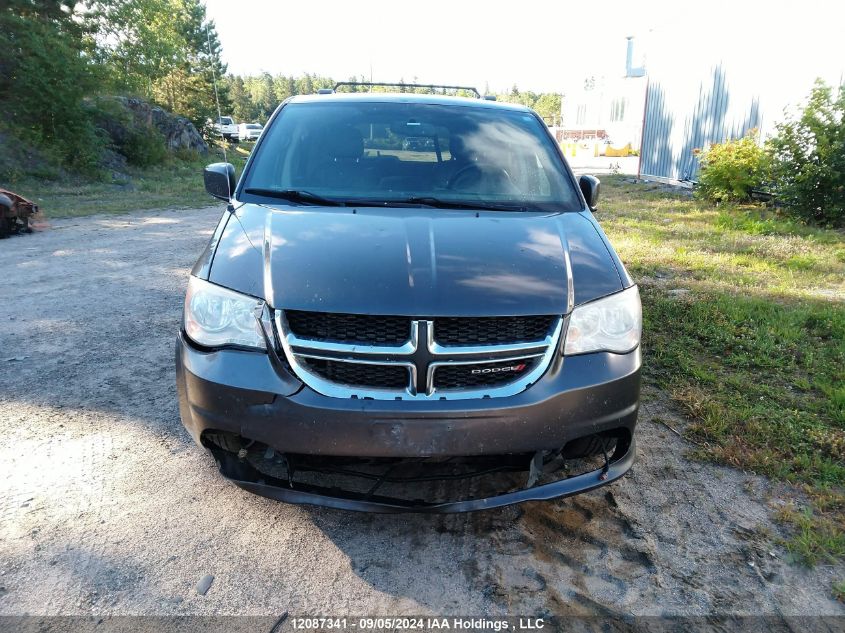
left=332, top=81, right=482, bottom=98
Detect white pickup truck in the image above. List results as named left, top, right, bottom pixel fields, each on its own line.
left=213, top=116, right=238, bottom=141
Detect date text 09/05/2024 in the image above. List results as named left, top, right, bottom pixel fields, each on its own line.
left=290, top=617, right=546, bottom=631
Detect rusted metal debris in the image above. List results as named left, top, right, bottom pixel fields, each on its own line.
left=0, top=189, right=38, bottom=238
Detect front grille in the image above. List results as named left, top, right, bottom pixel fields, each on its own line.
left=279, top=311, right=561, bottom=400
left=286, top=311, right=411, bottom=345
left=302, top=358, right=409, bottom=389
left=434, top=358, right=540, bottom=390
left=434, top=316, right=555, bottom=346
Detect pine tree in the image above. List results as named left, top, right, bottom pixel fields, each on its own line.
left=229, top=75, right=252, bottom=122
left=298, top=73, right=314, bottom=95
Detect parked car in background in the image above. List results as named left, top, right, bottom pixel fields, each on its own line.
left=180, top=90, right=641, bottom=513
left=213, top=116, right=238, bottom=141
left=238, top=122, right=263, bottom=141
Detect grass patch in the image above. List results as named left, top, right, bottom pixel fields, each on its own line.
left=11, top=140, right=252, bottom=219
left=777, top=500, right=845, bottom=566
left=600, top=176, right=845, bottom=567
left=835, top=580, right=845, bottom=603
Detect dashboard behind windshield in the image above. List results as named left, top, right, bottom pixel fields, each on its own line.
left=240, top=101, right=581, bottom=210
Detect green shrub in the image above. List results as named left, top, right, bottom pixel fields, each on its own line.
left=119, top=126, right=168, bottom=167
left=0, top=127, right=66, bottom=183
left=767, top=80, right=845, bottom=227
left=91, top=97, right=168, bottom=168
left=696, top=131, right=769, bottom=203
left=173, top=147, right=202, bottom=162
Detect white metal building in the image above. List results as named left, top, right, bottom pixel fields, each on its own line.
left=638, top=6, right=845, bottom=181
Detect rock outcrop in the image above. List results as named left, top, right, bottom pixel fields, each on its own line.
left=97, top=96, right=209, bottom=154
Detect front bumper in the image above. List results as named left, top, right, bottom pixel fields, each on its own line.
left=176, top=331, right=641, bottom=510
left=209, top=436, right=636, bottom=513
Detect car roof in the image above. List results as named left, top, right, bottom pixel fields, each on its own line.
left=285, top=92, right=533, bottom=112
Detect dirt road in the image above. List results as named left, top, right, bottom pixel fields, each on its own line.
left=1, top=207, right=842, bottom=620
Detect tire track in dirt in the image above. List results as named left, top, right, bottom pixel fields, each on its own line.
left=476, top=492, right=659, bottom=616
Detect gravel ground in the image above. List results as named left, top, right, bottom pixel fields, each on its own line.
left=0, top=207, right=843, bottom=621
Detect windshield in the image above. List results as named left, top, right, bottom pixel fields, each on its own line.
left=240, top=102, right=580, bottom=210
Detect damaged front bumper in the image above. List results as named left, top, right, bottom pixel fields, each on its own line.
left=176, top=330, right=640, bottom=512
left=208, top=436, right=636, bottom=513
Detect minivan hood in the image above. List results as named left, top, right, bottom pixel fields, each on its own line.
left=208, top=204, right=624, bottom=317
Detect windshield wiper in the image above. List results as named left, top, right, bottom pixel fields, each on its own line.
left=402, top=196, right=531, bottom=212
left=243, top=188, right=345, bottom=206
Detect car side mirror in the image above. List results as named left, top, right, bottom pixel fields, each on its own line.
left=579, top=174, right=600, bottom=211
left=203, top=163, right=236, bottom=201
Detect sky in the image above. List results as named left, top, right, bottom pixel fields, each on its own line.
left=204, top=0, right=845, bottom=95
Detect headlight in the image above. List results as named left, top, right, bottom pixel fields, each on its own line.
left=184, top=276, right=266, bottom=350
left=564, top=286, right=641, bottom=355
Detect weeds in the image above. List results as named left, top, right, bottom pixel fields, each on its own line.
left=601, top=175, right=845, bottom=567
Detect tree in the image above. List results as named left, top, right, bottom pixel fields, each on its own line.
left=273, top=75, right=293, bottom=104
left=257, top=72, right=275, bottom=118
left=177, top=0, right=230, bottom=123
left=312, top=76, right=333, bottom=91
left=0, top=0, right=102, bottom=170
left=152, top=66, right=211, bottom=125
left=87, top=0, right=181, bottom=93
left=533, top=93, right=563, bottom=122
left=767, top=80, right=845, bottom=226
left=228, top=75, right=253, bottom=122
left=297, top=73, right=314, bottom=95
left=88, top=0, right=229, bottom=131
left=242, top=72, right=275, bottom=120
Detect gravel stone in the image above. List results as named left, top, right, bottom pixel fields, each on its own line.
left=196, top=575, right=214, bottom=596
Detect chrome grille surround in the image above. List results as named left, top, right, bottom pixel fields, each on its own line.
left=275, top=312, right=563, bottom=401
